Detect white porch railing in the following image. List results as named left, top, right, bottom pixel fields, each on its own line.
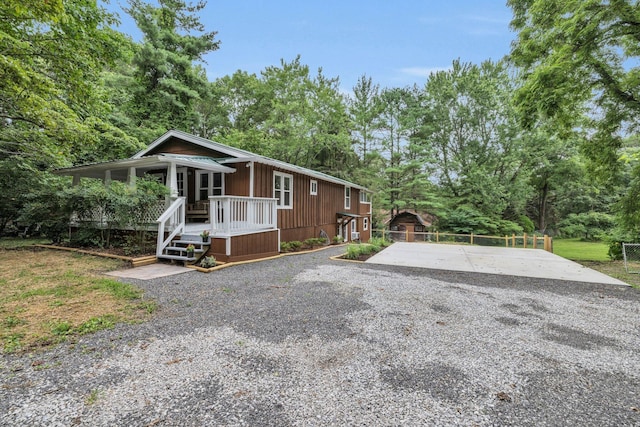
left=209, top=196, right=278, bottom=235
left=156, top=197, right=186, bottom=256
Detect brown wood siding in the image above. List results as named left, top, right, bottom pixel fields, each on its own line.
left=225, top=162, right=249, bottom=196
left=205, top=230, right=279, bottom=262
left=230, top=230, right=279, bottom=260
left=205, top=237, right=228, bottom=261
left=147, top=136, right=229, bottom=158
left=249, top=162, right=371, bottom=243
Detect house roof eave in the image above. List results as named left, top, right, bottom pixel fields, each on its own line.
left=143, top=130, right=370, bottom=191
left=53, top=154, right=235, bottom=180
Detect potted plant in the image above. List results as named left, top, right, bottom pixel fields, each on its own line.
left=186, top=244, right=195, bottom=258
left=200, top=230, right=210, bottom=242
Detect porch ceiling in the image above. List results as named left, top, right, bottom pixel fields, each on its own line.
left=54, top=154, right=236, bottom=180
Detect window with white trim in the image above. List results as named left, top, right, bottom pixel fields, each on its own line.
left=310, top=180, right=318, bottom=196
left=345, top=186, right=351, bottom=209
left=360, top=192, right=370, bottom=203
left=363, top=217, right=369, bottom=231
left=196, top=171, right=224, bottom=200
left=274, top=171, right=293, bottom=209
left=351, top=219, right=357, bottom=232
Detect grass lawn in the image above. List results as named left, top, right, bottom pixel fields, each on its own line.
left=552, top=238, right=610, bottom=261
left=553, top=238, right=640, bottom=289
left=0, top=237, right=50, bottom=249
left=0, top=247, right=156, bottom=353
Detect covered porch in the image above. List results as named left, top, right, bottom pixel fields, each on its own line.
left=55, top=154, right=280, bottom=260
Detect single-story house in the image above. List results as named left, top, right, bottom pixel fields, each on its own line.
left=55, top=130, right=371, bottom=262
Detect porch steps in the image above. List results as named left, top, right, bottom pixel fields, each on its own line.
left=157, top=234, right=210, bottom=265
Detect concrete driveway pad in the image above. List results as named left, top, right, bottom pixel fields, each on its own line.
left=366, top=242, right=628, bottom=286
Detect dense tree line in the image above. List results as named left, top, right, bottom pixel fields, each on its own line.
left=1, top=0, right=637, bottom=244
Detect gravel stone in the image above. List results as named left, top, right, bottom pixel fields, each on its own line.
left=1, top=246, right=639, bottom=426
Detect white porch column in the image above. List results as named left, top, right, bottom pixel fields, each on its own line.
left=167, top=162, right=178, bottom=198
left=104, top=170, right=111, bottom=185
left=248, top=161, right=254, bottom=198
left=127, top=167, right=137, bottom=188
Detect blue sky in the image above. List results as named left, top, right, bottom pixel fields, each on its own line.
left=106, top=0, right=516, bottom=91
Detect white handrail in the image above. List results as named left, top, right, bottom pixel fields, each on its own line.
left=156, top=197, right=186, bottom=256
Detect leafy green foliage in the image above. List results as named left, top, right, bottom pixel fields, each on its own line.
left=422, top=60, right=530, bottom=219
left=558, top=212, right=614, bottom=240
left=343, top=242, right=385, bottom=260
left=0, top=0, right=126, bottom=166
left=199, top=256, right=217, bottom=268
left=280, top=240, right=303, bottom=253
left=304, top=238, right=327, bottom=247
left=509, top=0, right=640, bottom=146
left=125, top=0, right=220, bottom=134
left=438, top=206, right=523, bottom=236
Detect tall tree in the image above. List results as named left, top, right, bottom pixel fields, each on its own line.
left=0, top=0, right=123, bottom=165
left=125, top=0, right=220, bottom=138
left=421, top=60, right=531, bottom=221
left=508, top=0, right=640, bottom=176
left=377, top=87, right=413, bottom=217
left=209, top=57, right=356, bottom=178
left=348, top=75, right=381, bottom=165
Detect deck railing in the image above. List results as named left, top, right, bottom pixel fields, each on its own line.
left=156, top=197, right=186, bottom=256
left=209, top=196, right=278, bottom=234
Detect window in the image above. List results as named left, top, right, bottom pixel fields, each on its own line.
left=310, top=180, right=318, bottom=196
left=274, top=172, right=293, bottom=209
left=363, top=217, right=369, bottom=231
left=345, top=187, right=351, bottom=209
left=196, top=171, right=224, bottom=200
left=351, top=219, right=357, bottom=232
left=176, top=168, right=187, bottom=198
left=360, top=191, right=371, bottom=213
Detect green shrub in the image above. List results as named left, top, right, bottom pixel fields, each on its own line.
left=304, top=237, right=326, bottom=247
left=344, top=244, right=361, bottom=260
left=289, top=241, right=303, bottom=251
left=332, top=236, right=344, bottom=244
left=280, top=241, right=291, bottom=252
left=200, top=256, right=217, bottom=268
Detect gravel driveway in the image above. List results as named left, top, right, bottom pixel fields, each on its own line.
left=2, top=246, right=640, bottom=426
